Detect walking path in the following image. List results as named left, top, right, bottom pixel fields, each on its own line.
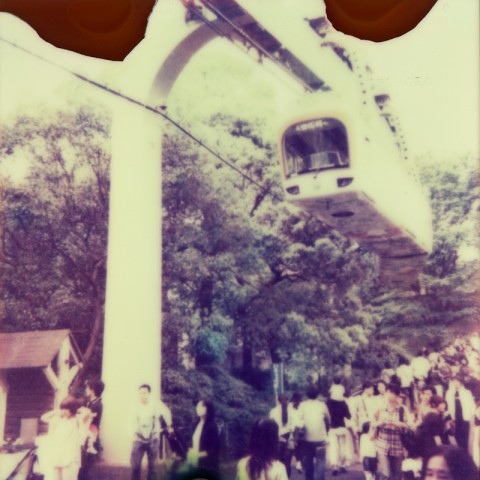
left=290, top=461, right=365, bottom=480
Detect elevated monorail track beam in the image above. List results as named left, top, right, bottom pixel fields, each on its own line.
left=181, top=0, right=328, bottom=92
left=182, top=0, right=229, bottom=38
left=374, top=94, right=410, bottom=163
left=305, top=15, right=411, bottom=166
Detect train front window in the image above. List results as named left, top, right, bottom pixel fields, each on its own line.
left=283, top=118, right=349, bottom=177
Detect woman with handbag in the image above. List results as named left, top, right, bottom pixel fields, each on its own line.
left=178, top=398, right=220, bottom=480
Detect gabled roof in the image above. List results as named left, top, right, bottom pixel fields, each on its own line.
left=0, top=329, right=80, bottom=369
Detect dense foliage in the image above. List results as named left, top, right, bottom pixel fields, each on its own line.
left=1, top=54, right=478, bottom=440
left=1, top=107, right=110, bottom=379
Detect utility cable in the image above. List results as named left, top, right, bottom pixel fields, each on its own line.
left=0, top=36, right=283, bottom=202
left=181, top=2, right=307, bottom=96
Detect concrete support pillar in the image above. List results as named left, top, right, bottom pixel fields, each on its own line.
left=101, top=96, right=163, bottom=464
left=101, top=0, right=217, bottom=465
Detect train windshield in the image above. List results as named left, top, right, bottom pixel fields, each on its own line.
left=283, top=118, right=349, bottom=177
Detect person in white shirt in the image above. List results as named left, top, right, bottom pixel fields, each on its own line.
left=329, top=377, right=345, bottom=401
left=445, top=376, right=476, bottom=453
left=473, top=403, right=480, bottom=468
left=372, top=380, right=387, bottom=413
left=326, top=382, right=352, bottom=475
left=269, top=394, right=294, bottom=477
left=380, top=363, right=396, bottom=385
left=289, top=392, right=304, bottom=473
left=410, top=349, right=431, bottom=383
left=470, top=332, right=480, bottom=352
left=130, top=384, right=172, bottom=480
left=396, top=358, right=414, bottom=408
left=352, top=382, right=376, bottom=437
left=236, top=418, right=288, bottom=480
left=359, top=421, right=377, bottom=480
left=298, top=386, right=330, bottom=480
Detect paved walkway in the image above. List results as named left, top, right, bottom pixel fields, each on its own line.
left=290, top=462, right=365, bottom=480
left=89, top=460, right=367, bottom=479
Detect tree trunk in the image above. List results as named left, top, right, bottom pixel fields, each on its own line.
left=72, top=257, right=106, bottom=388
left=242, top=340, right=253, bottom=369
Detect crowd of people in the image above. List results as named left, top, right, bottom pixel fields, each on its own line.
left=35, top=334, right=480, bottom=480
left=259, top=334, right=480, bottom=480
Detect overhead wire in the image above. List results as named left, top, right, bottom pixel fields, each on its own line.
left=182, top=1, right=308, bottom=97
left=183, top=1, right=315, bottom=95
left=0, top=36, right=285, bottom=202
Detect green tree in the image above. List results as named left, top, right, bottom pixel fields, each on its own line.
left=1, top=106, right=110, bottom=378
left=361, top=155, right=480, bottom=362
left=161, top=113, right=380, bottom=388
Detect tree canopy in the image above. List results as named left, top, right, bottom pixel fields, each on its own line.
left=1, top=58, right=478, bottom=395
left=1, top=106, right=110, bottom=378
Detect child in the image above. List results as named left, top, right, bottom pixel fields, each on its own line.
left=83, top=378, right=104, bottom=456
left=85, top=421, right=99, bottom=454
left=359, top=422, right=377, bottom=480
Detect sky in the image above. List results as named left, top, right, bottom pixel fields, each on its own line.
left=0, top=0, right=478, bottom=164
left=363, top=0, right=479, bottom=162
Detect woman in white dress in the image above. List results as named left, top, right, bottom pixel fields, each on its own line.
left=41, top=396, right=92, bottom=480
left=237, top=418, right=288, bottom=480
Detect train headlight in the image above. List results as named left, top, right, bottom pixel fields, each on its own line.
left=337, top=177, right=353, bottom=188
left=286, top=186, right=300, bottom=195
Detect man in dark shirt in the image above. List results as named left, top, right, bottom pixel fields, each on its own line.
left=326, top=384, right=351, bottom=475
left=79, top=378, right=105, bottom=480
left=86, top=379, right=104, bottom=438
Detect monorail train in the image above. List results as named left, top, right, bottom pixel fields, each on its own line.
left=279, top=93, right=433, bottom=291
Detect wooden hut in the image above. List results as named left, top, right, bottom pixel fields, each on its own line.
left=0, top=329, right=83, bottom=444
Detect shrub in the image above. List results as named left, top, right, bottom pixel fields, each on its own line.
left=162, top=365, right=273, bottom=459
left=194, top=328, right=229, bottom=366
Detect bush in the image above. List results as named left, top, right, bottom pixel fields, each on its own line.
left=231, top=366, right=274, bottom=394
left=351, top=340, right=402, bottom=385
left=194, top=328, right=229, bottom=366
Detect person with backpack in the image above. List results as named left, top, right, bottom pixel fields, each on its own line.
left=130, top=384, right=172, bottom=480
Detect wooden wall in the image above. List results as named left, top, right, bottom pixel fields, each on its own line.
left=4, top=369, right=54, bottom=442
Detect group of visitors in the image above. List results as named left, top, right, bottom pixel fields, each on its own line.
left=260, top=334, right=480, bottom=480
left=39, top=379, right=104, bottom=480
left=38, top=334, right=479, bottom=480
left=131, top=385, right=221, bottom=480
